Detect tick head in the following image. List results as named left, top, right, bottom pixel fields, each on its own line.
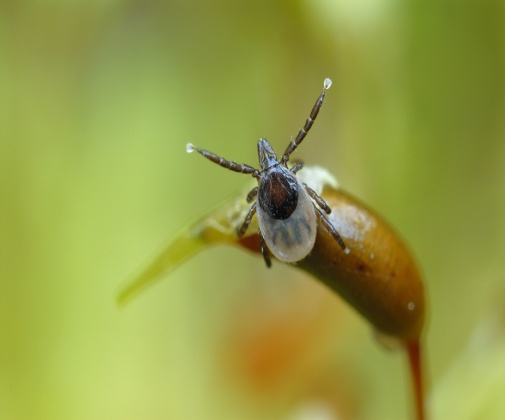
left=257, top=138, right=279, bottom=171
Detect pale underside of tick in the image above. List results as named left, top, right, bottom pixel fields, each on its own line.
left=187, top=78, right=345, bottom=267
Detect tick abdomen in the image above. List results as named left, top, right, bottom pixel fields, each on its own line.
left=257, top=179, right=317, bottom=263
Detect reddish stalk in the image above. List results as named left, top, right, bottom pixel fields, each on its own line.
left=406, top=340, right=427, bottom=420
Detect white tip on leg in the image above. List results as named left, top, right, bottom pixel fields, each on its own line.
left=323, top=78, right=332, bottom=90
left=186, top=143, right=195, bottom=153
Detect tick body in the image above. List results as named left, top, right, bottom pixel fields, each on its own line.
left=187, top=78, right=345, bottom=267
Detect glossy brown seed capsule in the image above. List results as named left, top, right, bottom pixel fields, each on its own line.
left=119, top=167, right=425, bottom=342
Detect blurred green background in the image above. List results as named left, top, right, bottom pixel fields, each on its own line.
left=1, top=1, right=505, bottom=419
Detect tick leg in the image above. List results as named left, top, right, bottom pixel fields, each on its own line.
left=304, top=184, right=331, bottom=214
left=259, top=231, right=272, bottom=268
left=290, top=161, right=304, bottom=174
left=314, top=206, right=346, bottom=250
left=246, top=186, right=258, bottom=203
left=187, top=144, right=260, bottom=178
left=281, top=78, right=332, bottom=164
left=237, top=202, right=257, bottom=237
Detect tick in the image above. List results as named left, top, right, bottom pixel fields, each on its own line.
left=186, top=78, right=345, bottom=267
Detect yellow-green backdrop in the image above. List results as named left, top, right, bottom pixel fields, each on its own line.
left=1, top=1, right=505, bottom=419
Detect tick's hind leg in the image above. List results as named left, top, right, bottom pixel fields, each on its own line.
left=237, top=203, right=257, bottom=237
left=314, top=206, right=346, bottom=250
left=259, top=231, right=272, bottom=268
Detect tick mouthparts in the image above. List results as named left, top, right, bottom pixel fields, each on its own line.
left=186, top=143, right=195, bottom=153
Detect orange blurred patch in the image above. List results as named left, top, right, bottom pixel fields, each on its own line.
left=220, top=276, right=348, bottom=393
